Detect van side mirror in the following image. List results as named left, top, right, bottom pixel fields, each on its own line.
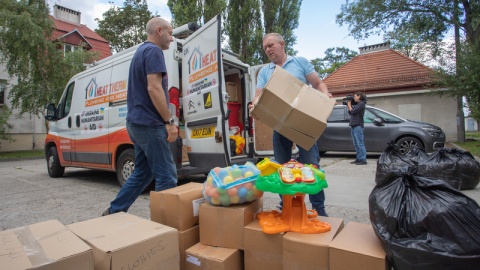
left=45, top=103, right=57, bottom=121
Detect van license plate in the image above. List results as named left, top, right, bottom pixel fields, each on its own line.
left=191, top=127, right=215, bottom=138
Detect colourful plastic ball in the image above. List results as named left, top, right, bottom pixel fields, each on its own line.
left=220, top=194, right=231, bottom=206
left=211, top=197, right=220, bottom=205
left=227, top=187, right=238, bottom=196
left=238, top=187, right=248, bottom=198
left=243, top=170, right=254, bottom=178
left=230, top=195, right=240, bottom=204
left=231, top=167, right=243, bottom=179
left=210, top=188, right=219, bottom=199
left=223, top=175, right=234, bottom=184
left=217, top=168, right=229, bottom=179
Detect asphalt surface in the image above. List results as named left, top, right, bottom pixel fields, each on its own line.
left=1, top=153, right=480, bottom=231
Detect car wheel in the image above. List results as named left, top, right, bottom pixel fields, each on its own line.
left=396, top=137, right=424, bottom=155
left=116, top=149, right=135, bottom=187
left=47, top=147, right=65, bottom=178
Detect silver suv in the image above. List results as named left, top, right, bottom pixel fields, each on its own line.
left=317, top=105, right=446, bottom=154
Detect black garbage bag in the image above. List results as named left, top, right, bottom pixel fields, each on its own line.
left=375, top=142, right=417, bottom=185
left=442, top=148, right=480, bottom=190
left=402, top=144, right=429, bottom=165
left=416, top=147, right=480, bottom=190
left=418, top=148, right=461, bottom=189
left=369, top=167, right=480, bottom=270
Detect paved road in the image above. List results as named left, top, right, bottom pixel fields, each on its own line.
left=1, top=154, right=480, bottom=231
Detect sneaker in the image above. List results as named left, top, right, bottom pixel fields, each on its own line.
left=350, top=159, right=359, bottom=164
left=315, top=208, right=328, bottom=217
left=101, top=208, right=111, bottom=216
left=356, top=160, right=368, bottom=165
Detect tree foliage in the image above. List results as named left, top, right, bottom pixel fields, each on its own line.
left=311, top=47, right=358, bottom=78
left=168, top=0, right=303, bottom=66
left=224, top=0, right=263, bottom=65
left=95, top=0, right=154, bottom=52
left=336, top=0, right=480, bottom=121
left=167, top=0, right=226, bottom=27
left=0, top=0, right=97, bottom=118
left=260, top=0, right=302, bottom=61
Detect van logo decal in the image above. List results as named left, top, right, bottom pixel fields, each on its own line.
left=189, top=100, right=195, bottom=110
left=204, top=92, right=212, bottom=109
left=86, top=78, right=98, bottom=99
left=187, top=48, right=218, bottom=84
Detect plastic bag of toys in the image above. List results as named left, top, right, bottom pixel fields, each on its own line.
left=203, top=162, right=263, bottom=206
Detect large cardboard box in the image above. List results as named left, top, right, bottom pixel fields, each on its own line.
left=199, top=199, right=262, bottom=250
left=179, top=225, right=200, bottom=270
left=67, top=212, right=180, bottom=270
left=251, top=66, right=335, bottom=150
left=226, top=82, right=239, bottom=102
left=329, top=222, right=390, bottom=270
left=150, top=182, right=205, bottom=231
left=243, top=219, right=284, bottom=270
left=0, top=220, right=93, bottom=270
left=283, top=216, right=344, bottom=270
left=185, top=243, right=243, bottom=270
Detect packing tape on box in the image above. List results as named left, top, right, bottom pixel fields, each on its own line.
left=12, top=226, right=60, bottom=267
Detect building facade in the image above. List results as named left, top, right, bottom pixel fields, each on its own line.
left=325, top=42, right=458, bottom=141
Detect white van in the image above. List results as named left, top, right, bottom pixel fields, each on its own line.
left=44, top=15, right=277, bottom=186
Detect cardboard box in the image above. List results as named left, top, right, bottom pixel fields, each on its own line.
left=67, top=212, right=180, bottom=270
left=329, top=222, right=390, bottom=270
left=0, top=220, right=93, bottom=270
left=251, top=66, right=335, bottom=150
left=199, top=199, right=262, bottom=250
left=283, top=216, right=344, bottom=270
left=226, top=82, right=239, bottom=102
left=179, top=225, right=200, bottom=270
left=243, top=219, right=284, bottom=270
left=150, top=182, right=205, bottom=231
left=185, top=243, right=243, bottom=270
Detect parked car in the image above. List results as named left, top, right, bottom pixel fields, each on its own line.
left=317, top=105, right=446, bottom=154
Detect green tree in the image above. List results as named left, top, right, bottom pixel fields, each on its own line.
left=167, top=0, right=225, bottom=27
left=95, top=0, right=154, bottom=52
left=0, top=0, right=97, bottom=117
left=311, top=47, right=358, bottom=78
left=261, top=0, right=302, bottom=61
left=224, top=0, right=263, bottom=65
left=336, top=0, right=480, bottom=123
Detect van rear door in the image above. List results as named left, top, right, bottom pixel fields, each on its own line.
left=181, top=15, right=231, bottom=168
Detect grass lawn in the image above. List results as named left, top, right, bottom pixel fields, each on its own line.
left=0, top=150, right=44, bottom=161
left=454, top=131, right=480, bottom=158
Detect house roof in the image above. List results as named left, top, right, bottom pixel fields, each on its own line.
left=51, top=16, right=112, bottom=59
left=324, top=49, right=436, bottom=95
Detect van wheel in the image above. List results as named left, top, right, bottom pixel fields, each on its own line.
left=116, top=149, right=135, bottom=187
left=47, top=147, right=65, bottom=178
left=397, top=137, right=424, bottom=155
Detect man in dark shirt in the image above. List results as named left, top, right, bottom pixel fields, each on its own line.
left=347, top=92, right=367, bottom=165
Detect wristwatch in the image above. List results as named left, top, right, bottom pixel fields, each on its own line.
left=164, top=117, right=175, bottom=125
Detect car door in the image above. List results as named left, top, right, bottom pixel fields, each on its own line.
left=318, top=106, right=353, bottom=151
left=181, top=14, right=230, bottom=168
left=363, top=107, right=391, bottom=151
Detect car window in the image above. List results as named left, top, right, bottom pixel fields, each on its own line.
left=364, top=109, right=376, bottom=123
left=328, top=107, right=347, bottom=122
left=371, top=108, right=404, bottom=123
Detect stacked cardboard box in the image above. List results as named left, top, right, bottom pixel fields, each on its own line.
left=329, top=222, right=391, bottom=270
left=67, top=212, right=179, bottom=270
left=0, top=220, right=93, bottom=270
left=150, top=182, right=205, bottom=270
left=181, top=198, right=263, bottom=269
left=244, top=216, right=345, bottom=270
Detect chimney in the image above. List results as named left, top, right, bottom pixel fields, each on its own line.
left=359, top=41, right=390, bottom=55
left=53, top=4, right=81, bottom=24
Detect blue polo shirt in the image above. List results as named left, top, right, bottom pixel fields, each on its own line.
left=256, top=55, right=316, bottom=88
left=126, top=41, right=169, bottom=126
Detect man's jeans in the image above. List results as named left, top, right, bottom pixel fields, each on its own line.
left=273, top=131, right=326, bottom=211
left=110, top=122, right=178, bottom=213
left=351, top=125, right=367, bottom=161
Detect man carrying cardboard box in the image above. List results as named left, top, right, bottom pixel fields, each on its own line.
left=249, top=33, right=333, bottom=216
